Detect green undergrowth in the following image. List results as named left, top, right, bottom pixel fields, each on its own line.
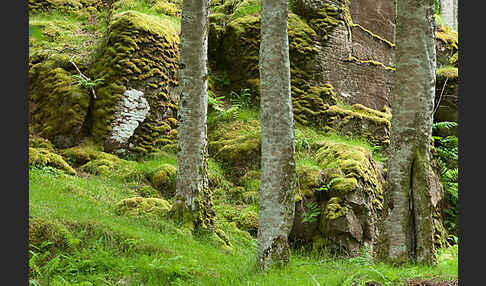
left=29, top=131, right=457, bottom=285
left=29, top=164, right=457, bottom=286
left=29, top=161, right=458, bottom=285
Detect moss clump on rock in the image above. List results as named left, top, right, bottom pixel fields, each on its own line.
left=151, top=163, right=177, bottom=198
left=29, top=216, right=71, bottom=253
left=79, top=158, right=118, bottom=175
left=28, top=0, right=102, bottom=14
left=29, top=147, right=76, bottom=175
left=322, top=197, right=347, bottom=220
left=319, top=103, right=391, bottom=147
left=115, top=197, right=172, bottom=218
left=90, top=11, right=180, bottom=156
left=61, top=142, right=119, bottom=167
left=310, top=140, right=385, bottom=253
left=208, top=119, right=261, bottom=173
left=435, top=18, right=458, bottom=67
left=29, top=54, right=91, bottom=148
left=295, top=165, right=323, bottom=201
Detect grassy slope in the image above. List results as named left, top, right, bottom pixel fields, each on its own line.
left=29, top=133, right=458, bottom=286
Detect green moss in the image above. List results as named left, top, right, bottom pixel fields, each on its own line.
left=115, top=197, right=172, bottom=218
left=318, top=104, right=391, bottom=147
left=437, top=66, right=458, bottom=80
left=296, top=165, right=323, bottom=199
left=29, top=54, right=91, bottom=147
left=208, top=119, right=261, bottom=170
left=151, top=164, right=177, bottom=198
left=323, top=197, right=347, bottom=220
left=152, top=1, right=180, bottom=16
left=29, top=147, right=76, bottom=175
left=90, top=10, right=180, bottom=155
left=315, top=140, right=384, bottom=209
left=79, top=158, right=117, bottom=175
left=29, top=216, right=70, bottom=252
left=331, top=177, right=358, bottom=194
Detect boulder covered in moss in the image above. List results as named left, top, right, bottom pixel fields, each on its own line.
left=29, top=147, right=76, bottom=175
left=208, top=119, right=261, bottom=173
left=90, top=11, right=180, bottom=156
left=29, top=0, right=102, bottom=14
left=434, top=66, right=459, bottom=137
left=435, top=19, right=458, bottom=68
left=61, top=143, right=120, bottom=167
left=115, top=197, right=172, bottom=218
left=29, top=54, right=91, bottom=148
left=151, top=164, right=177, bottom=198
left=290, top=141, right=385, bottom=255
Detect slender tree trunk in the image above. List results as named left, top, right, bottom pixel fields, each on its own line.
left=453, top=0, right=458, bottom=30
left=440, top=0, right=455, bottom=30
left=377, top=0, right=437, bottom=264
left=174, top=0, right=214, bottom=233
left=257, top=0, right=296, bottom=270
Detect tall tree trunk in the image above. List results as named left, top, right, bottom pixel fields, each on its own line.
left=174, top=0, right=214, bottom=233
left=453, top=0, right=458, bottom=30
left=257, top=0, right=296, bottom=270
left=440, top=0, right=455, bottom=30
left=377, top=0, right=437, bottom=264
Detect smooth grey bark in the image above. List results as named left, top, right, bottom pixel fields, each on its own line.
left=378, top=0, right=437, bottom=264
left=453, top=0, right=458, bottom=30
left=174, top=0, right=214, bottom=232
left=440, top=0, right=456, bottom=30
left=257, top=0, right=296, bottom=270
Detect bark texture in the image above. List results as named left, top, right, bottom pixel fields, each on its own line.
left=257, top=0, right=296, bottom=270
left=175, top=0, right=214, bottom=232
left=377, top=0, right=437, bottom=264
left=440, top=0, right=456, bottom=30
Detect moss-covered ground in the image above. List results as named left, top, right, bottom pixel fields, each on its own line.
left=29, top=108, right=457, bottom=285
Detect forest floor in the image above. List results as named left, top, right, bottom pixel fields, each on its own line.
left=29, top=147, right=458, bottom=286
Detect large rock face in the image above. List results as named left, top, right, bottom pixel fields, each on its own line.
left=90, top=11, right=181, bottom=156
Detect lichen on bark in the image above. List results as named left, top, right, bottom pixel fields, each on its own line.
left=257, top=0, right=296, bottom=270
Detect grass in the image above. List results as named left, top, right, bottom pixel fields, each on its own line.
left=29, top=149, right=457, bottom=285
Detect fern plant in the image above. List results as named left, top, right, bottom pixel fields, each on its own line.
left=432, top=121, right=458, bottom=238
left=301, top=201, right=321, bottom=224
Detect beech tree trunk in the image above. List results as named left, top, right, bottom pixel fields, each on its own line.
left=377, top=0, right=437, bottom=264
left=174, top=0, right=214, bottom=232
left=257, top=0, right=296, bottom=270
left=440, top=0, right=456, bottom=30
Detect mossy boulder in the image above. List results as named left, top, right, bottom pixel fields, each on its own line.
left=29, top=147, right=76, bottom=175
left=290, top=140, right=385, bottom=254
left=90, top=11, right=180, bottom=156
left=208, top=119, right=261, bottom=173
left=434, top=66, right=459, bottom=136
left=79, top=158, right=118, bottom=175
left=151, top=164, right=177, bottom=198
left=435, top=18, right=458, bottom=68
left=29, top=216, right=71, bottom=252
left=28, top=0, right=102, bottom=14
left=61, top=142, right=121, bottom=175
left=115, top=197, right=172, bottom=218
left=29, top=54, right=91, bottom=148
left=319, top=104, right=391, bottom=147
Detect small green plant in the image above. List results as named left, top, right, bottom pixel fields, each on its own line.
left=316, top=177, right=340, bottom=192
left=72, top=74, right=104, bottom=90
left=208, top=90, right=226, bottom=113
left=432, top=121, right=458, bottom=238
left=301, top=201, right=321, bottom=224
left=230, top=88, right=253, bottom=108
